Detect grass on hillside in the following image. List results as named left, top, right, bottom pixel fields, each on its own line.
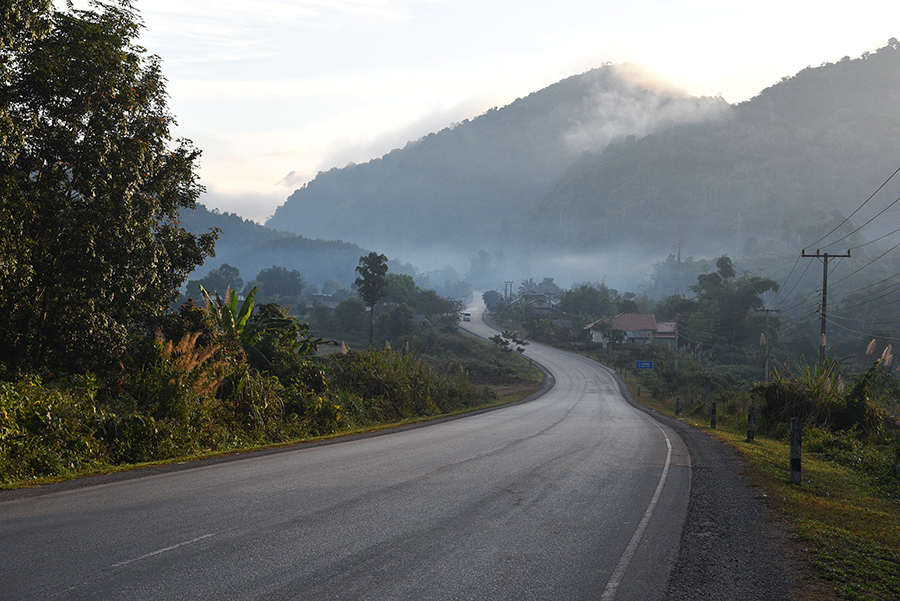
left=623, top=377, right=900, bottom=601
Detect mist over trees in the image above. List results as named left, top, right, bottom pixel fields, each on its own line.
left=179, top=38, right=900, bottom=367
left=179, top=204, right=367, bottom=287
left=527, top=40, right=900, bottom=257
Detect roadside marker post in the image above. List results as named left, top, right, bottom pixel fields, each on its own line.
left=790, top=417, right=802, bottom=485
left=746, top=406, right=756, bottom=442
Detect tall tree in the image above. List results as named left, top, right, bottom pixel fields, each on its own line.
left=0, top=0, right=52, bottom=308
left=252, top=265, right=305, bottom=304
left=685, top=256, right=780, bottom=346
left=355, top=252, right=388, bottom=346
left=186, top=263, right=242, bottom=300
left=0, top=1, right=216, bottom=376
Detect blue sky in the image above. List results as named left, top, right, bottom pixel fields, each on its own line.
left=69, top=1, right=900, bottom=223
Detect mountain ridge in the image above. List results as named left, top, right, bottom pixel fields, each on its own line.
left=189, top=40, right=900, bottom=292
left=266, top=63, right=728, bottom=261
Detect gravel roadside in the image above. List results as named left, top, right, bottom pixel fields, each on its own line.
left=614, top=373, right=796, bottom=601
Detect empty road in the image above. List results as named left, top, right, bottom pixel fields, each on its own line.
left=1, top=302, right=690, bottom=600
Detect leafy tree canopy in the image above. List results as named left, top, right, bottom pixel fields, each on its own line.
left=384, top=273, right=419, bottom=307
left=377, top=303, right=416, bottom=342
left=186, top=264, right=242, bottom=300
left=667, top=255, right=780, bottom=349
left=559, top=283, right=612, bottom=320
left=0, top=0, right=216, bottom=376
left=482, top=290, right=505, bottom=313
left=333, top=297, right=368, bottom=334
left=251, top=265, right=305, bottom=303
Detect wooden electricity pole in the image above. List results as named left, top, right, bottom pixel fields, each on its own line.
left=801, top=249, right=850, bottom=364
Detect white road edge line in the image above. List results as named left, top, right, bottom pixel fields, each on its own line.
left=111, top=533, right=217, bottom=568
left=600, top=416, right=673, bottom=600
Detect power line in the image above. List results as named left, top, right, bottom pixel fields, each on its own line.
left=777, top=311, right=821, bottom=339
left=837, top=278, right=900, bottom=310
left=829, top=237, right=900, bottom=288
left=772, top=166, right=900, bottom=323
left=837, top=292, right=900, bottom=315
left=822, top=194, right=900, bottom=250
left=773, top=258, right=816, bottom=310
left=850, top=223, right=900, bottom=250
left=768, top=255, right=802, bottom=307
left=805, top=164, right=900, bottom=249
left=824, top=315, right=900, bottom=343
left=832, top=271, right=900, bottom=296
left=827, top=313, right=900, bottom=326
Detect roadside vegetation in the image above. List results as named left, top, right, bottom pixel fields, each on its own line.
left=484, top=260, right=900, bottom=600
left=2, top=5, right=896, bottom=597
left=0, top=1, right=542, bottom=490
left=580, top=341, right=900, bottom=600
left=0, top=286, right=542, bottom=488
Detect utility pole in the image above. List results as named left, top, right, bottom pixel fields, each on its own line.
left=755, top=308, right=780, bottom=381
left=801, top=249, right=850, bottom=364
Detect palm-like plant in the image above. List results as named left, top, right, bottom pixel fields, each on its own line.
left=200, top=285, right=318, bottom=369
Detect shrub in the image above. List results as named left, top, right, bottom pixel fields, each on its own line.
left=0, top=376, right=109, bottom=482
left=329, top=347, right=491, bottom=424
left=749, top=359, right=889, bottom=439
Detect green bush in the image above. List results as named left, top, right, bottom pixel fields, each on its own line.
left=1, top=304, right=517, bottom=485
left=749, top=359, right=889, bottom=439
left=0, top=376, right=109, bottom=482
left=329, top=347, right=493, bottom=424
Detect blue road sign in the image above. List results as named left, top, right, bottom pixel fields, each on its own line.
left=635, top=361, right=653, bottom=369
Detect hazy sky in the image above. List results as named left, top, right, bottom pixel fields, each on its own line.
left=75, top=1, right=900, bottom=223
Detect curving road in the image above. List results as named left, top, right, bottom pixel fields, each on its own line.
left=1, top=302, right=690, bottom=600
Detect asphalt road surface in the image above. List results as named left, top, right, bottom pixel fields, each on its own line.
left=1, top=302, right=690, bottom=600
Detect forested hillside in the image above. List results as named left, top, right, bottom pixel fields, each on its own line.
left=265, top=41, right=900, bottom=271
left=181, top=203, right=370, bottom=288
left=267, top=64, right=727, bottom=258
left=528, top=40, right=900, bottom=256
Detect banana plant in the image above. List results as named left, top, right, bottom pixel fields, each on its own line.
left=200, top=285, right=322, bottom=369
left=201, top=285, right=257, bottom=339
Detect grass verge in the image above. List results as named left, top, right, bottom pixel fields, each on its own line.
left=622, top=376, right=900, bottom=601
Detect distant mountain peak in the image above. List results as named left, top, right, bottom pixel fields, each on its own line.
left=266, top=63, right=727, bottom=259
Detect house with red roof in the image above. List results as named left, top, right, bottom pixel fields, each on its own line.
left=584, top=313, right=676, bottom=349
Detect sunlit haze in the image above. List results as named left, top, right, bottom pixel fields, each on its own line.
left=67, top=0, right=900, bottom=223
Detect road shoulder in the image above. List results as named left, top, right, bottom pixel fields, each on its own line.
left=611, top=372, right=795, bottom=600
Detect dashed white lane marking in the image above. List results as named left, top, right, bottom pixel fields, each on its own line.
left=111, top=533, right=217, bottom=568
